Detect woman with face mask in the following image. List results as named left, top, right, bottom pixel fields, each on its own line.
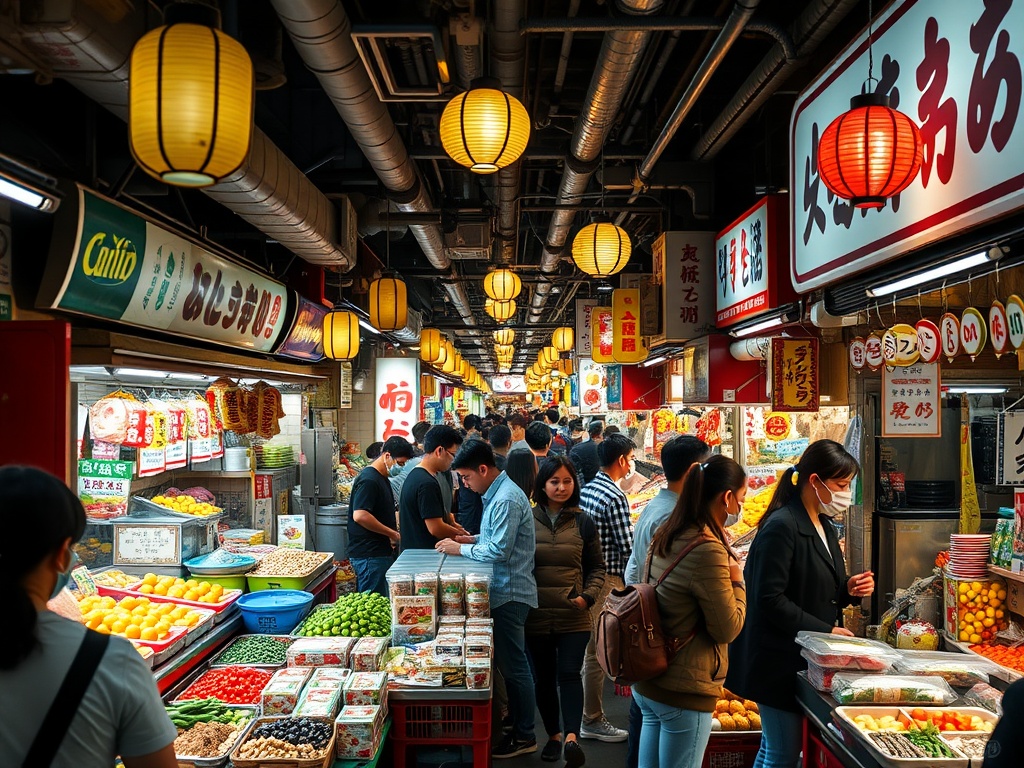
left=0, top=466, right=178, bottom=768
left=632, top=455, right=748, bottom=768
left=726, top=440, right=874, bottom=768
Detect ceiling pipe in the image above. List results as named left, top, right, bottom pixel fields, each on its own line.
left=550, top=0, right=582, bottom=113
left=270, top=0, right=474, bottom=323
left=451, top=13, right=483, bottom=89
left=529, top=0, right=666, bottom=323
left=491, top=0, right=527, bottom=267
left=691, top=0, right=860, bottom=161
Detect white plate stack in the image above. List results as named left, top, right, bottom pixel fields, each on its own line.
left=947, top=534, right=992, bottom=578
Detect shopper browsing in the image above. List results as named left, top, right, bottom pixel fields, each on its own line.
left=577, top=432, right=637, bottom=742
left=569, top=420, right=604, bottom=485
left=0, top=466, right=178, bottom=768
left=727, top=440, right=874, bottom=768
left=526, top=456, right=606, bottom=768
left=508, top=413, right=531, bottom=453
left=398, top=425, right=467, bottom=551
left=488, top=424, right=512, bottom=470
left=435, top=440, right=539, bottom=759
left=348, top=436, right=414, bottom=595
left=524, top=420, right=553, bottom=460
left=632, top=456, right=748, bottom=768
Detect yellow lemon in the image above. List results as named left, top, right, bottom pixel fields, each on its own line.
left=142, top=573, right=159, bottom=586
left=153, top=584, right=168, bottom=596
left=124, top=624, right=142, bottom=639
left=140, top=627, right=158, bottom=641
left=94, top=624, right=111, bottom=635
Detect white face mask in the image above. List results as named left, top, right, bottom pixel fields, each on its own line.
left=725, top=509, right=741, bottom=528
left=814, top=479, right=853, bottom=518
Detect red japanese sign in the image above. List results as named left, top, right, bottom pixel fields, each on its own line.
left=771, top=338, right=819, bottom=412
left=375, top=358, right=419, bottom=443
left=882, top=362, right=941, bottom=437
left=592, top=307, right=614, bottom=363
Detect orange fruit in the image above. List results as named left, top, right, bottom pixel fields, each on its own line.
left=140, top=627, right=158, bottom=641
left=124, top=624, right=142, bottom=640
left=138, top=584, right=154, bottom=594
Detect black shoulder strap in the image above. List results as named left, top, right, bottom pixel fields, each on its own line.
left=23, top=629, right=110, bottom=768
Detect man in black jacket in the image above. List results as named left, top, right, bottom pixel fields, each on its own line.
left=569, top=421, right=603, bottom=484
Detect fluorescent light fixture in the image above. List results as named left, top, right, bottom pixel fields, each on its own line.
left=944, top=385, right=1008, bottom=394
left=114, top=367, right=169, bottom=378
left=641, top=356, right=668, bottom=368
left=169, top=373, right=209, bottom=382
left=596, top=282, right=613, bottom=293
left=359, top=319, right=381, bottom=336
left=730, top=315, right=787, bottom=338
left=0, top=154, right=60, bottom=212
left=867, top=249, right=1000, bottom=297
left=0, top=176, right=49, bottom=209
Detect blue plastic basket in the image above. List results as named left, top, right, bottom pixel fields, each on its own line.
left=235, top=589, right=314, bottom=634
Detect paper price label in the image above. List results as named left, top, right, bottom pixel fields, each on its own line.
left=113, top=524, right=179, bottom=564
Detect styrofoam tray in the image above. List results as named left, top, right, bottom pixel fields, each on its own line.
left=183, top=607, right=218, bottom=647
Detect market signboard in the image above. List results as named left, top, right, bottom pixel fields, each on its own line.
left=38, top=185, right=290, bottom=352
left=575, top=298, right=598, bottom=357
left=771, top=338, right=819, bottom=412
left=376, top=358, right=419, bottom=442
left=490, top=375, right=526, bottom=394
left=655, top=231, right=716, bottom=341
left=579, top=359, right=607, bottom=414
left=716, top=200, right=770, bottom=326
left=78, top=458, right=132, bottom=520
left=591, top=307, right=614, bottom=363
left=612, top=288, right=648, bottom=363
left=882, top=363, right=941, bottom=437
left=276, top=293, right=327, bottom=362
left=607, top=365, right=623, bottom=410
left=997, top=411, right=1024, bottom=485
left=790, top=0, right=1024, bottom=293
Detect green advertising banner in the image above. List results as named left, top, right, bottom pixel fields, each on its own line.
left=77, top=458, right=133, bottom=521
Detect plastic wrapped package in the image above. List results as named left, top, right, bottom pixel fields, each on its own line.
left=343, top=672, right=389, bottom=707
left=802, top=651, right=882, bottom=693
left=795, top=631, right=901, bottom=671
left=893, top=651, right=999, bottom=687
left=349, top=636, right=390, bottom=672
left=831, top=673, right=957, bottom=705
left=895, top=620, right=939, bottom=650
left=414, top=572, right=438, bottom=598
left=287, top=636, right=356, bottom=667
left=965, top=682, right=1005, bottom=716
left=335, top=705, right=385, bottom=760
left=386, top=572, right=413, bottom=598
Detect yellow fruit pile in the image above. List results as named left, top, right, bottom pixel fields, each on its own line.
left=78, top=595, right=203, bottom=641
left=92, top=569, right=138, bottom=588
left=712, top=692, right=760, bottom=731
left=136, top=573, right=229, bottom=603
left=727, top=485, right=774, bottom=537
left=853, top=714, right=905, bottom=732
left=955, top=580, right=1009, bottom=644
left=149, top=494, right=222, bottom=517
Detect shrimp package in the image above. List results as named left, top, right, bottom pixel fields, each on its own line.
left=391, top=595, right=437, bottom=645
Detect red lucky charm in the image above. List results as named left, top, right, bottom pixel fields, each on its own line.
left=940, top=313, right=961, bottom=362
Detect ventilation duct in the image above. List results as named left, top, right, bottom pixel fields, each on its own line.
left=491, top=0, right=526, bottom=266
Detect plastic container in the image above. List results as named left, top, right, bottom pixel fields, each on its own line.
left=831, top=673, right=957, bottom=705
left=802, top=650, right=883, bottom=693
left=893, top=651, right=999, bottom=687
left=236, top=589, right=314, bottom=634
left=795, top=631, right=901, bottom=671
left=834, top=707, right=969, bottom=768
left=184, top=550, right=257, bottom=575
left=245, top=551, right=333, bottom=592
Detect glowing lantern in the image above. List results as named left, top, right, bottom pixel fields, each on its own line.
left=541, top=346, right=559, bottom=366
left=552, top=326, right=574, bottom=352
left=493, top=328, right=515, bottom=346
left=420, top=328, right=445, bottom=363
left=440, top=83, right=530, bottom=174
left=369, top=275, right=408, bottom=331
left=572, top=222, right=631, bottom=277
left=492, top=299, right=516, bottom=322
left=322, top=310, right=360, bottom=360
left=483, top=269, right=522, bottom=301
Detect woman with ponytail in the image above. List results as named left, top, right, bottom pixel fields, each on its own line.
left=726, top=440, right=874, bottom=768
left=632, top=456, right=747, bottom=768
left=0, top=466, right=176, bottom=768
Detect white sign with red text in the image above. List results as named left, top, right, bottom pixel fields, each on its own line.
left=655, top=231, right=716, bottom=341
left=790, top=0, right=1024, bottom=293
left=375, top=358, right=419, bottom=443
left=715, top=201, right=769, bottom=325
left=490, top=375, right=526, bottom=394
left=882, top=362, right=941, bottom=437
left=575, top=298, right=598, bottom=357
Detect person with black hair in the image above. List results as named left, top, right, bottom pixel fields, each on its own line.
left=455, top=436, right=487, bottom=536
left=983, top=677, right=1024, bottom=767
left=505, top=450, right=539, bottom=499
left=411, top=421, right=432, bottom=453
left=489, top=424, right=512, bottom=470
left=348, top=436, right=415, bottom=595
left=527, top=456, right=606, bottom=768
left=727, top=440, right=874, bottom=768
left=578, top=432, right=637, bottom=742
left=525, top=420, right=553, bottom=460
left=388, top=420, right=434, bottom=497
left=436, top=440, right=539, bottom=759
left=464, top=414, right=483, bottom=436
left=398, top=425, right=467, bottom=551
left=604, top=424, right=621, bottom=435
left=365, top=441, right=383, bottom=460
left=633, top=456, right=748, bottom=768
left=0, top=466, right=177, bottom=768
left=569, top=421, right=605, bottom=485
left=509, top=413, right=531, bottom=453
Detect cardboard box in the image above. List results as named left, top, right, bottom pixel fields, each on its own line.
left=335, top=705, right=385, bottom=760
left=287, top=636, right=355, bottom=667
left=343, top=671, right=389, bottom=707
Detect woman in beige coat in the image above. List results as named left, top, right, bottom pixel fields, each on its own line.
left=632, top=455, right=747, bottom=768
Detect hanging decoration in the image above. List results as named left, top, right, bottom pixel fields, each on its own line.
left=915, top=319, right=941, bottom=364
left=483, top=269, right=522, bottom=301
left=541, top=346, right=559, bottom=366
left=369, top=274, right=408, bottom=331
left=552, top=326, right=574, bottom=353
left=940, top=312, right=961, bottom=362
left=322, top=310, right=360, bottom=360
left=611, top=288, right=648, bottom=363
left=421, top=374, right=437, bottom=398
left=493, top=328, right=515, bottom=346
left=1007, top=295, right=1024, bottom=350
left=420, top=328, right=445, bottom=364
left=440, top=82, right=531, bottom=174
left=849, top=336, right=866, bottom=373
left=990, top=300, right=1009, bottom=358
left=129, top=3, right=254, bottom=188
left=864, top=332, right=883, bottom=372
left=881, top=323, right=920, bottom=367
left=591, top=307, right=614, bottom=364
left=572, top=222, right=631, bottom=277
left=960, top=307, right=987, bottom=361
left=491, top=299, right=516, bottom=322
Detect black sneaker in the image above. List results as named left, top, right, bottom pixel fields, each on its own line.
left=564, top=740, right=586, bottom=768
left=493, top=734, right=538, bottom=759
left=502, top=714, right=514, bottom=735
left=541, top=738, right=562, bottom=762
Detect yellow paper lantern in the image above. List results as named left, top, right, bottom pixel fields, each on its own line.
left=541, top=346, right=559, bottom=366
left=421, top=374, right=437, bottom=398
left=572, top=222, right=631, bottom=277
left=420, top=328, right=444, bottom=363
left=442, top=344, right=459, bottom=374
left=483, top=269, right=522, bottom=301
left=492, top=299, right=516, bottom=322
left=129, top=10, right=253, bottom=188
left=495, top=344, right=515, bottom=358
left=493, top=329, right=515, bottom=346
left=369, top=275, right=408, bottom=331
left=552, top=326, right=574, bottom=352
left=440, top=86, right=530, bottom=174
left=459, top=359, right=471, bottom=379
left=322, top=310, right=360, bottom=360
left=557, top=358, right=575, bottom=376
left=531, top=362, right=545, bottom=377
left=484, top=298, right=495, bottom=318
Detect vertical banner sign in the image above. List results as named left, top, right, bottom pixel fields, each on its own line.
left=881, top=363, right=941, bottom=437
left=579, top=359, right=608, bottom=414
left=612, top=288, right=648, bottom=363
left=961, top=400, right=981, bottom=535
left=592, top=307, right=614, bottom=363
left=575, top=298, right=598, bottom=357
left=0, top=217, right=13, bottom=320
left=771, top=338, right=819, bottom=412
left=997, top=411, right=1024, bottom=486
left=77, top=459, right=132, bottom=520
left=375, top=358, right=420, bottom=442
left=606, top=365, right=623, bottom=410
left=715, top=198, right=772, bottom=327
left=253, top=474, right=273, bottom=538
left=655, top=232, right=716, bottom=341
left=339, top=362, right=353, bottom=409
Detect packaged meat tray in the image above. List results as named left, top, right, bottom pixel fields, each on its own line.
left=795, top=631, right=901, bottom=671
left=832, top=674, right=957, bottom=705
left=893, top=652, right=999, bottom=687
left=287, top=636, right=356, bottom=668
left=803, top=651, right=882, bottom=693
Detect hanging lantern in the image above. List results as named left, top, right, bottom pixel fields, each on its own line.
left=369, top=274, right=408, bottom=331
left=492, top=299, right=517, bottom=322
left=483, top=269, right=522, bottom=301
left=420, top=328, right=444, bottom=364
left=552, top=326, right=574, bottom=352
left=459, top=359, right=471, bottom=379
left=322, top=310, right=360, bottom=360
left=572, top=222, right=631, bottom=277
left=421, top=374, right=437, bottom=398
left=129, top=3, right=254, bottom=188
left=556, top=358, right=574, bottom=376
left=817, top=93, right=923, bottom=209
left=493, top=328, right=515, bottom=346
left=495, top=343, right=515, bottom=357
left=442, top=345, right=459, bottom=374
left=484, top=298, right=496, bottom=318
left=440, top=82, right=531, bottom=174
left=531, top=362, right=545, bottom=377
left=541, top=346, right=559, bottom=366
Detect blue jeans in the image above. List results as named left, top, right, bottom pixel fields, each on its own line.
left=752, top=704, right=803, bottom=768
left=350, top=555, right=393, bottom=597
left=633, top=691, right=712, bottom=768
left=492, top=601, right=536, bottom=742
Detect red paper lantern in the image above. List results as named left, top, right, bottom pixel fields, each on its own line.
left=817, top=93, right=923, bottom=210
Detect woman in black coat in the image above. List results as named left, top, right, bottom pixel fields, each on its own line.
left=726, top=440, right=874, bottom=768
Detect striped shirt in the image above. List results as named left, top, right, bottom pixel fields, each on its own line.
left=579, top=471, right=633, bottom=580
left=460, top=471, right=538, bottom=609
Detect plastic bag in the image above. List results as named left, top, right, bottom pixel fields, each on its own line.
left=877, top=573, right=942, bottom=646
left=831, top=673, right=957, bottom=705
left=964, top=682, right=1004, bottom=716
left=895, top=620, right=939, bottom=651
left=795, top=631, right=901, bottom=671
left=893, top=651, right=998, bottom=687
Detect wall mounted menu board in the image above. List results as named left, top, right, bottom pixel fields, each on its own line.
left=113, top=523, right=179, bottom=565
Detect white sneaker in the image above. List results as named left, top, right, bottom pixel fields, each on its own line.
left=579, top=715, right=628, bottom=742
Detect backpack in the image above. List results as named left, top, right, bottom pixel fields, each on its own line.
left=596, top=534, right=713, bottom=685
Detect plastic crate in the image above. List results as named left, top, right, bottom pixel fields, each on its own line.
left=388, top=698, right=492, bottom=768
left=701, top=732, right=761, bottom=768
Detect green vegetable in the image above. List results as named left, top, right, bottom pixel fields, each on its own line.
left=165, top=698, right=254, bottom=729
left=216, top=635, right=291, bottom=665
left=293, top=591, right=391, bottom=638
left=904, top=724, right=956, bottom=758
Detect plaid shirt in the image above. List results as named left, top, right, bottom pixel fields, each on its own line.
left=579, top=471, right=633, bottom=579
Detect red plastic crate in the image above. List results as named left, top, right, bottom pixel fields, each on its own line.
left=701, top=732, right=761, bottom=768
left=388, top=698, right=492, bottom=768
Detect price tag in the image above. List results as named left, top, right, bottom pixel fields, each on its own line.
left=70, top=565, right=98, bottom=596
left=113, top=524, right=179, bottom=565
